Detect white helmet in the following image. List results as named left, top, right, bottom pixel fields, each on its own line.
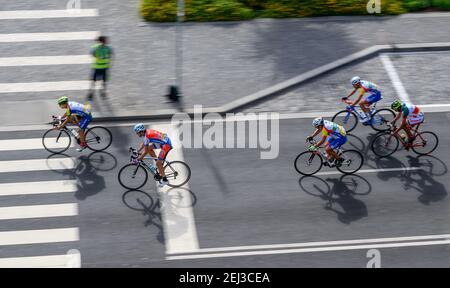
left=351, top=76, right=361, bottom=85
left=312, top=117, right=324, bottom=128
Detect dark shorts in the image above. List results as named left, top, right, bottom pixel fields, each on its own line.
left=91, top=68, right=109, bottom=82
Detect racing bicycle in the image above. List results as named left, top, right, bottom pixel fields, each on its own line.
left=371, top=123, right=439, bottom=157
left=118, top=147, right=191, bottom=189
left=331, top=99, right=395, bottom=133
left=294, top=139, right=364, bottom=176
left=42, top=116, right=112, bottom=154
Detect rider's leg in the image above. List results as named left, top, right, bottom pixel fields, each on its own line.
left=156, top=144, right=172, bottom=178
left=359, top=100, right=370, bottom=116
left=77, top=115, right=91, bottom=147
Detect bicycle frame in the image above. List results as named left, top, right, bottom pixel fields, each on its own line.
left=128, top=147, right=173, bottom=176
left=389, top=123, right=424, bottom=149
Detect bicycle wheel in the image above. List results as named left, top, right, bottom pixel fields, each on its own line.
left=42, top=129, right=71, bottom=154
left=294, top=151, right=323, bottom=176
left=118, top=163, right=148, bottom=190
left=370, top=109, right=396, bottom=132
left=88, top=151, right=117, bottom=171
left=371, top=132, right=399, bottom=158
left=331, top=110, right=358, bottom=133
left=336, top=149, right=364, bottom=174
left=412, top=131, right=439, bottom=155
left=164, top=161, right=191, bottom=188
left=85, top=126, right=112, bottom=152
left=338, top=174, right=371, bottom=195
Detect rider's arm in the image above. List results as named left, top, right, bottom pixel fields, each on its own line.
left=307, top=128, right=321, bottom=140
left=345, top=88, right=358, bottom=99
left=137, top=142, right=145, bottom=153
left=352, top=90, right=364, bottom=106
left=392, top=117, right=407, bottom=135
left=391, top=112, right=401, bottom=125
left=315, top=135, right=327, bottom=147
left=57, top=117, right=70, bottom=130
left=137, top=145, right=150, bottom=161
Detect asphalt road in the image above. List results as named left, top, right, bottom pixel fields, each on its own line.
left=0, top=111, right=449, bottom=267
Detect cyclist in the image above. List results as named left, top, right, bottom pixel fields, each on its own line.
left=133, top=124, right=172, bottom=187
left=343, top=76, right=382, bottom=124
left=56, top=96, right=92, bottom=152
left=306, top=117, right=347, bottom=167
left=390, top=100, right=424, bottom=148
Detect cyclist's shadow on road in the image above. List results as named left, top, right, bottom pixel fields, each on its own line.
left=375, top=155, right=448, bottom=205
left=299, top=174, right=371, bottom=224
left=46, top=151, right=118, bottom=200
left=122, top=188, right=198, bottom=245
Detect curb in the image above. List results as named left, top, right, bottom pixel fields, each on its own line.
left=91, top=42, right=450, bottom=123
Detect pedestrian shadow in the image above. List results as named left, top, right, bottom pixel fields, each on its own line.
left=122, top=187, right=197, bottom=245
left=46, top=151, right=117, bottom=200
left=299, top=174, right=371, bottom=224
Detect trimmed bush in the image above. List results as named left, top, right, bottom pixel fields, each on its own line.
left=140, top=0, right=450, bottom=22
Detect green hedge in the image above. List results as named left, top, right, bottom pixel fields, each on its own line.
left=140, top=0, right=450, bottom=22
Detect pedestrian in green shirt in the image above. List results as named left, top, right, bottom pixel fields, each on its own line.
left=88, top=36, right=113, bottom=100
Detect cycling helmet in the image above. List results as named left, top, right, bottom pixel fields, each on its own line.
left=57, top=96, right=68, bottom=105
left=351, top=76, right=361, bottom=86
left=312, top=117, right=324, bottom=128
left=133, top=123, right=146, bottom=133
left=391, top=100, right=402, bottom=112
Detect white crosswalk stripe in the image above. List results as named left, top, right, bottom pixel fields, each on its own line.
left=0, top=5, right=104, bottom=266
left=0, top=9, right=98, bottom=20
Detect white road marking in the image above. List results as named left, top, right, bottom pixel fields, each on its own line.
left=315, top=167, right=423, bottom=176
left=151, top=124, right=200, bottom=254
left=168, top=234, right=450, bottom=255
left=0, top=81, right=96, bottom=93
left=167, top=234, right=450, bottom=260
left=0, top=31, right=99, bottom=42
left=0, top=103, right=449, bottom=132
left=0, top=55, right=91, bottom=67
left=0, top=180, right=77, bottom=197
left=0, top=158, right=75, bottom=173
left=0, top=9, right=98, bottom=20
left=380, top=54, right=411, bottom=103
left=0, top=203, right=78, bottom=220
left=0, top=228, right=79, bottom=246
left=0, top=252, right=81, bottom=268
left=167, top=239, right=450, bottom=260
left=0, top=138, right=72, bottom=151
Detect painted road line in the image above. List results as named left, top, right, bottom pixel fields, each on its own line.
left=0, top=55, right=91, bottom=67
left=0, top=81, right=96, bottom=93
left=315, top=167, right=423, bottom=176
left=0, top=9, right=98, bottom=20
left=168, top=234, right=450, bottom=255
left=167, top=239, right=450, bottom=260
left=0, top=228, right=79, bottom=246
left=0, top=203, right=78, bottom=220
left=0, top=138, right=73, bottom=151
left=152, top=124, right=200, bottom=254
left=0, top=180, right=77, bottom=197
left=0, top=158, right=75, bottom=173
left=380, top=54, right=411, bottom=103
left=0, top=251, right=81, bottom=268
left=0, top=31, right=99, bottom=42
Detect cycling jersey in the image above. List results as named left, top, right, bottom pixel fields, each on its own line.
left=401, top=103, right=420, bottom=117
left=359, top=80, right=382, bottom=105
left=322, top=120, right=346, bottom=138
left=66, top=101, right=91, bottom=118
left=401, top=103, right=424, bottom=125
left=66, top=101, right=92, bottom=130
left=359, top=80, right=380, bottom=95
left=143, top=129, right=173, bottom=160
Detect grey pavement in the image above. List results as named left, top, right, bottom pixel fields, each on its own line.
left=1, top=112, right=449, bottom=267
left=1, top=0, right=450, bottom=125
left=244, top=51, right=450, bottom=113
